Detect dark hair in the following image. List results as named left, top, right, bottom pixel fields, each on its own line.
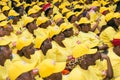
left=115, top=1, right=120, bottom=12
left=68, top=15, right=73, bottom=22
left=107, top=18, right=119, bottom=31
left=14, top=7, right=20, bottom=13
left=25, top=6, right=31, bottom=13
left=26, top=0, right=32, bottom=4
left=45, top=8, right=51, bottom=16
left=74, top=8, right=82, bottom=12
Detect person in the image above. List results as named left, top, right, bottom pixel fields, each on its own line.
left=107, top=32, right=120, bottom=80
left=100, top=12, right=119, bottom=48
left=64, top=43, right=113, bottom=80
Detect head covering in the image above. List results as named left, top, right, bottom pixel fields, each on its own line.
left=2, top=6, right=10, bottom=12
left=61, top=8, right=70, bottom=14
left=60, top=23, right=73, bottom=32
left=0, top=13, right=7, bottom=21
left=105, top=12, right=114, bottom=22
left=114, top=12, right=120, bottom=19
left=16, top=37, right=32, bottom=50
left=79, top=17, right=90, bottom=24
left=34, top=28, right=48, bottom=48
left=38, top=59, right=66, bottom=78
left=99, top=7, right=109, bottom=14
left=6, top=60, right=36, bottom=80
left=8, top=10, right=19, bottom=16
left=66, top=11, right=75, bottom=19
left=36, top=16, right=48, bottom=26
left=28, top=8, right=38, bottom=15
left=53, top=13, right=63, bottom=23
left=32, top=5, right=41, bottom=12
left=16, top=2, right=25, bottom=7
left=23, top=16, right=34, bottom=26
left=90, top=1, right=100, bottom=7
left=0, top=21, right=8, bottom=28
left=72, top=43, right=97, bottom=58
left=112, top=32, right=120, bottom=46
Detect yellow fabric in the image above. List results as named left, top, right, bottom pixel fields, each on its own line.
left=78, top=31, right=101, bottom=48
left=98, top=15, right=107, bottom=27
left=114, top=12, right=120, bottom=19
left=47, top=25, right=61, bottom=38
left=68, top=65, right=102, bottom=80
left=16, top=37, right=32, bottom=50
left=46, top=41, right=72, bottom=62
left=108, top=48, right=120, bottom=79
left=0, top=13, right=7, bottom=21
left=28, top=8, right=38, bottom=15
left=23, top=16, right=34, bottom=26
left=72, top=43, right=97, bottom=58
left=0, top=21, right=8, bottom=28
left=0, top=37, right=11, bottom=46
left=36, top=17, right=48, bottom=26
left=66, top=11, right=75, bottom=19
left=2, top=6, right=10, bottom=12
left=0, top=66, right=8, bottom=80
left=105, top=12, right=114, bottom=22
left=60, top=23, right=73, bottom=32
left=100, top=27, right=117, bottom=47
left=38, top=59, right=66, bottom=78
left=8, top=10, right=19, bottom=16
left=6, top=60, right=35, bottom=80
left=79, top=17, right=90, bottom=24
left=21, top=50, right=43, bottom=66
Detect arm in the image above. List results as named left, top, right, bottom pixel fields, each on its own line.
left=101, top=54, right=113, bottom=79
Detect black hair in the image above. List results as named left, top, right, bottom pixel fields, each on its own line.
left=45, top=8, right=51, bottom=17
left=25, top=6, right=31, bottom=13
left=107, top=18, right=119, bottom=31
left=115, top=1, right=120, bottom=12
left=26, top=0, right=32, bottom=4
left=68, top=15, right=73, bottom=22
left=74, top=8, right=82, bottom=12
left=14, top=7, right=20, bottom=13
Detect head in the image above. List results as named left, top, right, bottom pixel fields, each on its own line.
left=41, top=39, right=52, bottom=55
left=17, top=43, right=35, bottom=59
left=63, top=28, right=74, bottom=37
left=3, top=23, right=13, bottom=36
left=52, top=33, right=65, bottom=47
left=39, top=20, right=51, bottom=28
left=0, top=45, right=12, bottom=66
left=107, top=18, right=119, bottom=31
left=3, top=10, right=9, bottom=16
left=56, top=18, right=65, bottom=26
left=12, top=16, right=20, bottom=24
left=43, top=72, right=62, bottom=80
left=45, top=8, right=53, bottom=17
left=113, top=45, right=120, bottom=56
left=68, top=15, right=78, bottom=23
left=77, top=52, right=101, bottom=70
left=26, top=20, right=38, bottom=34
left=79, top=23, right=91, bottom=33
left=16, top=69, right=39, bottom=80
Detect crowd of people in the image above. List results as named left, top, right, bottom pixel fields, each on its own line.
left=0, top=0, right=120, bottom=80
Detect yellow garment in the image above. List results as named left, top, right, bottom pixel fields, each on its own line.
left=78, top=31, right=101, bottom=48
left=108, top=48, right=120, bottom=79
left=0, top=66, right=8, bottom=80
left=46, top=41, right=71, bottom=62
left=99, top=15, right=107, bottom=28
left=21, top=50, right=44, bottom=67
left=100, top=27, right=117, bottom=48
left=62, top=36, right=80, bottom=49
left=68, top=65, right=103, bottom=80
